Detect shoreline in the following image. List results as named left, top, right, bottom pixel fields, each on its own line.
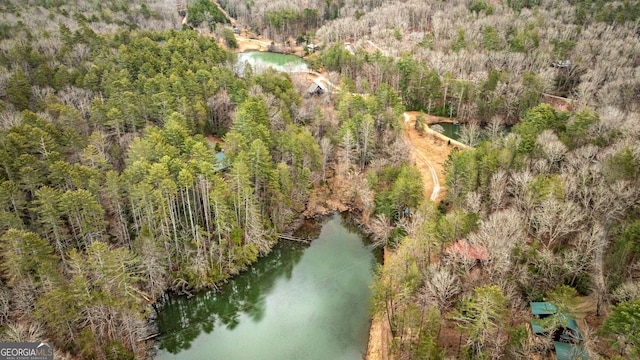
left=208, top=25, right=466, bottom=360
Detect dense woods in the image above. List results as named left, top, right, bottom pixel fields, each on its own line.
left=1, top=0, right=639, bottom=359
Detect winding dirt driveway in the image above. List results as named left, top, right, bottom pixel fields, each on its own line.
left=401, top=112, right=463, bottom=203
left=295, top=70, right=455, bottom=204
left=236, top=36, right=271, bottom=51
left=404, top=113, right=440, bottom=201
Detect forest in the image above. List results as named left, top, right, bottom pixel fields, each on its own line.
left=0, top=0, right=639, bottom=359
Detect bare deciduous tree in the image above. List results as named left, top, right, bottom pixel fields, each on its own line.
left=1, top=321, right=45, bottom=342
left=612, top=281, right=640, bottom=303
left=489, top=170, right=508, bottom=212
left=0, top=285, right=8, bottom=326
left=469, top=208, right=525, bottom=279
left=0, top=108, right=22, bottom=130
left=486, top=115, right=505, bottom=140
left=320, top=137, right=333, bottom=181
left=531, top=198, right=585, bottom=249
left=370, top=213, right=393, bottom=248
left=537, top=130, right=568, bottom=171
left=509, top=170, right=534, bottom=216
left=459, top=121, right=482, bottom=147
left=464, top=191, right=482, bottom=215
left=420, top=264, right=460, bottom=311
left=397, top=210, right=425, bottom=239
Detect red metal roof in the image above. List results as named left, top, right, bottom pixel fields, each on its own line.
left=445, top=240, right=488, bottom=261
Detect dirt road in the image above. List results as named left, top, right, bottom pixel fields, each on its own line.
left=402, top=111, right=460, bottom=203
left=236, top=36, right=270, bottom=52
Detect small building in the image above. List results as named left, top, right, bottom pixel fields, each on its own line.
left=307, top=43, right=319, bottom=52
left=233, top=26, right=241, bottom=34
left=444, top=239, right=488, bottom=262
left=306, top=83, right=326, bottom=96
left=529, top=302, right=588, bottom=360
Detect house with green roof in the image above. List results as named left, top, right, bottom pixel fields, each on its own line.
left=529, top=302, right=588, bottom=360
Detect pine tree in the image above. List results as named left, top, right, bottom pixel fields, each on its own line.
left=600, top=298, right=640, bottom=357
left=450, top=285, right=508, bottom=357
left=0, top=229, right=58, bottom=287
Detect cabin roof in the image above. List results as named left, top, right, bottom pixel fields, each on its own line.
left=530, top=302, right=558, bottom=315
left=306, top=83, right=326, bottom=95
left=553, top=341, right=588, bottom=360
left=530, top=302, right=587, bottom=359
left=445, top=240, right=488, bottom=261
left=530, top=319, right=546, bottom=334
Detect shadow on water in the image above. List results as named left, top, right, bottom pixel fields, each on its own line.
left=156, top=240, right=306, bottom=354
left=155, top=212, right=380, bottom=359
left=295, top=213, right=383, bottom=263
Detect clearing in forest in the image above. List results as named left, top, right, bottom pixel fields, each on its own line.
left=402, top=111, right=460, bottom=203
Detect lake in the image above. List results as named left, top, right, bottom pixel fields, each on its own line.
left=155, top=213, right=377, bottom=360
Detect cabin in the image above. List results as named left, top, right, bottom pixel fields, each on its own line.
left=306, top=83, right=326, bottom=97
left=445, top=240, right=488, bottom=262
left=529, top=302, right=588, bottom=360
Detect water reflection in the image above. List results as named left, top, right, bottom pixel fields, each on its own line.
left=156, top=213, right=377, bottom=360
left=157, top=241, right=305, bottom=353
left=431, top=122, right=461, bottom=140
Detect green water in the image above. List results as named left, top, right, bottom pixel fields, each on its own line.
left=236, top=51, right=308, bottom=75
left=155, top=213, right=377, bottom=360
left=431, top=122, right=512, bottom=141
left=432, top=122, right=461, bottom=140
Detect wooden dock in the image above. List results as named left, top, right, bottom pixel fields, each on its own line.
left=279, top=234, right=312, bottom=244
left=138, top=333, right=160, bottom=342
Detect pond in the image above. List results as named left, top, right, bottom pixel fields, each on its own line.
left=431, top=122, right=461, bottom=140
left=155, top=213, right=378, bottom=360
left=430, top=122, right=513, bottom=142
left=235, top=51, right=309, bottom=76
